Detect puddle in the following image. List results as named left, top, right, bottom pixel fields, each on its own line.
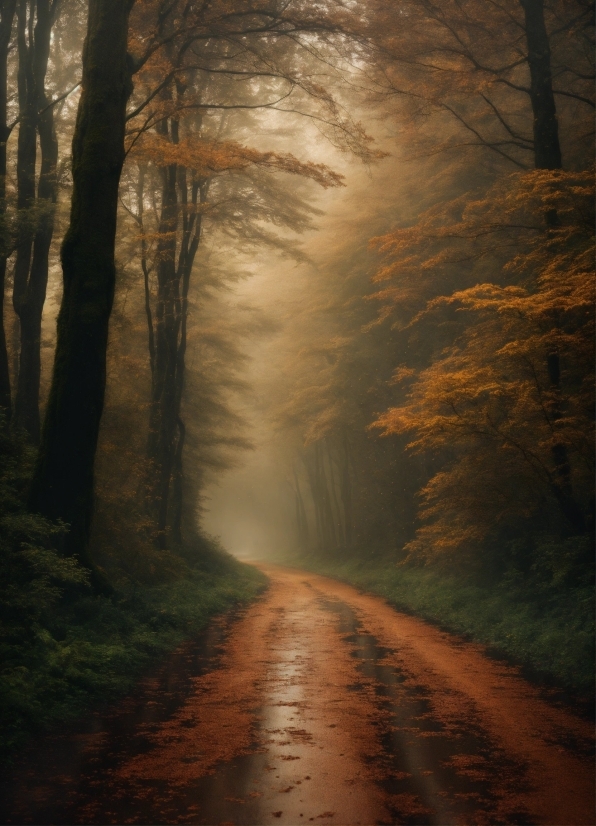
left=317, top=597, right=532, bottom=826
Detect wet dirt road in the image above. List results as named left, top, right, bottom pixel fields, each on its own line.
left=2, top=564, right=594, bottom=825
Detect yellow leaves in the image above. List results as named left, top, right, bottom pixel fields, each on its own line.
left=369, top=168, right=594, bottom=558
left=369, top=168, right=595, bottom=335
left=391, top=366, right=416, bottom=384
left=128, top=132, right=344, bottom=188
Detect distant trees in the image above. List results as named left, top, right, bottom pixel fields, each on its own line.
left=269, top=166, right=422, bottom=557
left=267, top=0, right=593, bottom=577
left=116, top=0, right=363, bottom=553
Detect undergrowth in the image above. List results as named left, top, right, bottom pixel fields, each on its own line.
left=0, top=425, right=267, bottom=763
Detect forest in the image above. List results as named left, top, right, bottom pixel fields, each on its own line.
left=0, top=0, right=593, bottom=794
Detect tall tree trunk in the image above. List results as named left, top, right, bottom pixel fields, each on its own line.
left=325, top=439, right=344, bottom=547
left=520, top=0, right=562, bottom=170
left=147, top=125, right=179, bottom=549
left=0, top=0, right=18, bottom=422
left=29, top=0, right=134, bottom=576
left=170, top=416, right=185, bottom=547
left=145, top=107, right=204, bottom=549
left=311, top=440, right=336, bottom=550
left=168, top=171, right=204, bottom=545
left=303, top=448, right=324, bottom=549
left=546, top=350, right=585, bottom=533
left=293, top=466, right=309, bottom=549
left=340, top=431, right=353, bottom=548
left=520, top=0, right=583, bottom=532
left=12, top=0, right=37, bottom=432
left=13, top=0, right=59, bottom=442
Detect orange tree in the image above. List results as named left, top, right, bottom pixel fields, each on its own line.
left=372, top=170, right=594, bottom=565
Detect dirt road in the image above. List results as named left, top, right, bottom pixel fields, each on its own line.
left=2, top=564, right=594, bottom=825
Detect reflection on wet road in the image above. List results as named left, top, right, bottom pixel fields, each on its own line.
left=1, top=565, right=594, bottom=825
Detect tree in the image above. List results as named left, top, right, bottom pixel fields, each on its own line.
left=0, top=0, right=18, bottom=421
left=12, top=0, right=61, bottom=441
left=366, top=0, right=593, bottom=169
left=29, top=0, right=135, bottom=574
left=372, top=170, right=594, bottom=561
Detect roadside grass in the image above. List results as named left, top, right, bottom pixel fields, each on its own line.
left=290, top=551, right=594, bottom=702
left=0, top=550, right=267, bottom=762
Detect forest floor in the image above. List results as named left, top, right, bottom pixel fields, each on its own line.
left=1, top=564, right=594, bottom=826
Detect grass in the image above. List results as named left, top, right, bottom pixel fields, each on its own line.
left=289, top=550, right=594, bottom=701
left=0, top=549, right=267, bottom=762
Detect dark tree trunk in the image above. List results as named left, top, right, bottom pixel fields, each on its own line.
left=29, top=0, right=134, bottom=574
left=340, top=431, right=353, bottom=548
left=520, top=1, right=584, bottom=532
left=13, top=0, right=59, bottom=442
left=520, top=0, right=562, bottom=170
left=145, top=109, right=204, bottom=549
left=147, top=130, right=179, bottom=549
left=317, top=441, right=337, bottom=549
left=303, top=450, right=323, bottom=549
left=325, top=439, right=344, bottom=547
left=12, top=0, right=37, bottom=431
left=545, top=351, right=586, bottom=533
left=293, top=467, right=309, bottom=549
left=304, top=442, right=337, bottom=551
left=0, top=0, right=18, bottom=421
left=170, top=416, right=185, bottom=547
left=167, top=171, right=203, bottom=546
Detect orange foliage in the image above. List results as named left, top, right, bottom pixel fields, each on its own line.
left=365, top=0, right=593, bottom=167
left=129, top=132, right=344, bottom=188
left=372, top=170, right=594, bottom=558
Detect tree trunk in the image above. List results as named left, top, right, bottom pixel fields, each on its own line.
left=147, top=129, right=179, bottom=549
left=520, top=1, right=583, bottom=531
left=0, top=0, right=18, bottom=422
left=293, top=466, right=309, bottom=549
left=303, top=448, right=323, bottom=549
left=546, top=351, right=585, bottom=533
left=12, top=0, right=37, bottom=432
left=520, top=0, right=562, bottom=170
left=325, top=438, right=344, bottom=547
left=13, top=0, right=58, bottom=442
left=145, top=109, right=204, bottom=549
left=29, top=0, right=134, bottom=575
left=340, top=431, right=353, bottom=548
left=170, top=416, right=185, bottom=547
left=306, top=441, right=337, bottom=551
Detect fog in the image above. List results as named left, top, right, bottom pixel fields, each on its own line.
left=201, top=126, right=407, bottom=561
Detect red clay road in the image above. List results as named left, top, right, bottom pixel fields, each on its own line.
left=3, top=564, right=595, bottom=825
